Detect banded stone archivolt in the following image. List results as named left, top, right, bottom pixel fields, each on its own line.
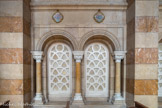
left=36, top=29, right=78, bottom=51
left=79, top=29, right=121, bottom=51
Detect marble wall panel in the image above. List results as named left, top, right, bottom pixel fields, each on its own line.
left=0, top=64, right=23, bottom=79
left=0, top=80, right=23, bottom=95
left=135, top=16, right=158, bottom=33
left=135, top=64, right=158, bottom=79
left=134, top=80, right=158, bottom=95
left=0, top=48, right=23, bottom=64
left=0, top=1, right=23, bottom=17
left=0, top=17, right=23, bottom=32
left=135, top=33, right=158, bottom=48
left=135, top=95, right=158, bottom=108
left=0, top=33, right=23, bottom=48
left=136, top=1, right=159, bottom=17
left=135, top=48, right=158, bottom=64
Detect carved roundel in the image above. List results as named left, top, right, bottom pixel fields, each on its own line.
left=52, top=10, right=64, bottom=23
left=94, top=10, right=105, bottom=23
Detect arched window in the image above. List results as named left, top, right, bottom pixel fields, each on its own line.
left=48, top=43, right=72, bottom=98
left=85, top=43, right=109, bottom=97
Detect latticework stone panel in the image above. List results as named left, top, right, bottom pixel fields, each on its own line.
left=48, top=43, right=72, bottom=96
left=85, top=43, right=109, bottom=97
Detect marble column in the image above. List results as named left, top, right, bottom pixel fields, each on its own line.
left=73, top=51, right=84, bottom=101
left=112, top=51, right=126, bottom=104
left=31, top=51, right=44, bottom=104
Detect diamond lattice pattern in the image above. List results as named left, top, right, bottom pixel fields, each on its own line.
left=48, top=43, right=71, bottom=94
left=85, top=43, right=108, bottom=97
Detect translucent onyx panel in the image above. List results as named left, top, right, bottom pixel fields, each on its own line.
left=85, top=43, right=109, bottom=97
left=48, top=43, right=72, bottom=95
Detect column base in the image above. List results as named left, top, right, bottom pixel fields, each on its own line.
left=74, top=93, right=83, bottom=101
left=73, top=93, right=84, bottom=105
left=33, top=93, right=44, bottom=105
left=111, top=93, right=125, bottom=105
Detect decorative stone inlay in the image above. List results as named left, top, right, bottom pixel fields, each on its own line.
left=94, top=10, right=105, bottom=23
left=52, top=10, right=63, bottom=23
left=48, top=43, right=72, bottom=96
left=85, top=43, right=108, bottom=97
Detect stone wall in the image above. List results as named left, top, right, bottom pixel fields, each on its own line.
left=0, top=0, right=31, bottom=108
left=31, top=0, right=127, bottom=103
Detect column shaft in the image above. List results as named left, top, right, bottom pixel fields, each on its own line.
left=115, top=62, right=121, bottom=94
left=76, top=62, right=81, bottom=93
left=36, top=62, right=42, bottom=94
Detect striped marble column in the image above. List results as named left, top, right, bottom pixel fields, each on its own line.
left=0, top=0, right=31, bottom=107
left=126, top=0, right=159, bottom=108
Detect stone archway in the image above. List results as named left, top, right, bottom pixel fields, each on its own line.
left=36, top=29, right=78, bottom=51
left=79, top=29, right=121, bottom=51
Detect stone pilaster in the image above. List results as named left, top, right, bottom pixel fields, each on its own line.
left=31, top=51, right=44, bottom=104
left=126, top=0, right=159, bottom=108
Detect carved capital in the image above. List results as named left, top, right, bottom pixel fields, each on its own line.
left=114, top=51, right=127, bottom=63
left=73, top=51, right=84, bottom=63
left=31, top=51, right=43, bottom=63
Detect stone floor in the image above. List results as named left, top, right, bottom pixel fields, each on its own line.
left=71, top=105, right=126, bottom=108
left=33, top=101, right=126, bottom=108
left=33, top=105, right=126, bottom=108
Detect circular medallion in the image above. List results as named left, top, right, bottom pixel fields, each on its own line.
left=52, top=10, right=63, bottom=23
left=94, top=10, right=105, bottom=23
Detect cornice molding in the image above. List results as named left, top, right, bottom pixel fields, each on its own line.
left=30, top=1, right=127, bottom=10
